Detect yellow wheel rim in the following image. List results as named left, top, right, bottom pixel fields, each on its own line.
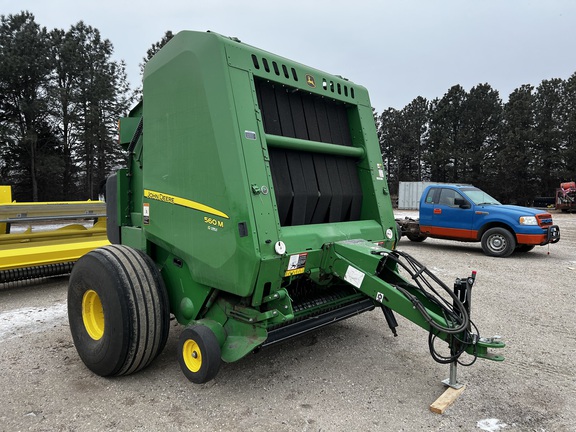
left=82, top=290, right=105, bottom=340
left=182, top=339, right=202, bottom=373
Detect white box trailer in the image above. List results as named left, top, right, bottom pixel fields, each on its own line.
left=398, top=182, right=436, bottom=209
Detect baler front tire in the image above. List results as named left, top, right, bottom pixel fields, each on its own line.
left=68, top=245, right=170, bottom=377
left=481, top=228, right=516, bottom=257
left=178, top=325, right=221, bottom=384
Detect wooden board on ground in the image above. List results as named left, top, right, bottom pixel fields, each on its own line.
left=429, top=385, right=466, bottom=414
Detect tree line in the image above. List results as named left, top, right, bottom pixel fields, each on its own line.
left=378, top=78, right=576, bottom=205
left=1, top=11, right=575, bottom=205
left=0, top=11, right=130, bottom=201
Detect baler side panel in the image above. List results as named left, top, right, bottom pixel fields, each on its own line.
left=226, top=65, right=287, bottom=301
left=141, top=33, right=261, bottom=301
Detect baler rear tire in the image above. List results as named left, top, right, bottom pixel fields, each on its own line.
left=178, top=325, right=221, bottom=384
left=68, top=245, right=170, bottom=377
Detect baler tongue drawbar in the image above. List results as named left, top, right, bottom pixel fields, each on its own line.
left=320, top=239, right=505, bottom=366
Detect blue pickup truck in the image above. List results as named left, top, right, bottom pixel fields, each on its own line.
left=396, top=184, right=561, bottom=257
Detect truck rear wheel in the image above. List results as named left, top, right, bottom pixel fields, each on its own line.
left=68, top=245, right=170, bottom=377
left=406, top=233, right=427, bottom=242
left=178, top=325, right=221, bottom=384
left=481, top=228, right=516, bottom=257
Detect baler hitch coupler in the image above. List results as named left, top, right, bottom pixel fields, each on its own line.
left=321, top=240, right=505, bottom=368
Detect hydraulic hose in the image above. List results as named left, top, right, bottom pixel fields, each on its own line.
left=379, top=250, right=479, bottom=365
left=383, top=250, right=470, bottom=334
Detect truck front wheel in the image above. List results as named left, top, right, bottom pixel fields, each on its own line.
left=516, top=244, right=535, bottom=253
left=481, top=228, right=516, bottom=257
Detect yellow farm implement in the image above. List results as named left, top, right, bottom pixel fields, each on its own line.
left=0, top=186, right=109, bottom=282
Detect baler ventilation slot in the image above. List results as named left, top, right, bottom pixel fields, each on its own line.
left=321, top=78, right=354, bottom=98
left=250, top=54, right=354, bottom=99
left=255, top=79, right=363, bottom=226
left=252, top=54, right=298, bottom=81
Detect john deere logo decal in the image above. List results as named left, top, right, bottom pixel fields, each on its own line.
left=306, top=74, right=316, bottom=88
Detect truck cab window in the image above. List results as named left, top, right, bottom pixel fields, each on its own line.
left=439, top=189, right=466, bottom=208
left=425, top=188, right=441, bottom=204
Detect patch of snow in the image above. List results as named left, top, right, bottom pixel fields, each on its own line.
left=0, top=302, right=67, bottom=341
left=10, top=222, right=93, bottom=233
left=394, top=210, right=419, bottom=220
left=477, top=418, right=507, bottom=431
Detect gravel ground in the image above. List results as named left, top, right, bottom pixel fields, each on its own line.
left=0, top=211, right=574, bottom=432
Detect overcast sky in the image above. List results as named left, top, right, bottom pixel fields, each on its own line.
left=3, top=0, right=576, bottom=112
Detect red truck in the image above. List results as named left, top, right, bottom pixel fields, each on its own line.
left=555, top=182, right=576, bottom=212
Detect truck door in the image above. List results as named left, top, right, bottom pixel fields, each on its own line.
left=420, top=187, right=476, bottom=239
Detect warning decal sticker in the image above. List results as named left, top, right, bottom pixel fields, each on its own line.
left=376, top=163, right=385, bottom=181
left=284, top=253, right=308, bottom=277
left=143, top=203, right=150, bottom=225
left=344, top=265, right=365, bottom=289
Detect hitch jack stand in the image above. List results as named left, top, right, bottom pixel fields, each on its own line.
left=431, top=347, right=466, bottom=414
left=430, top=272, right=477, bottom=413
left=441, top=271, right=476, bottom=390
left=442, top=357, right=464, bottom=389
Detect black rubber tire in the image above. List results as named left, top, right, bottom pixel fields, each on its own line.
left=178, top=325, right=221, bottom=384
left=68, top=245, right=170, bottom=377
left=516, top=244, right=535, bottom=253
left=481, top=227, right=516, bottom=257
left=406, top=233, right=427, bottom=242
left=396, top=222, right=404, bottom=241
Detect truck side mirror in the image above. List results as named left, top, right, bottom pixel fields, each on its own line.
left=455, top=198, right=471, bottom=209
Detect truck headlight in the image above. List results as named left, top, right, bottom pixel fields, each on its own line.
left=519, top=216, right=538, bottom=225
